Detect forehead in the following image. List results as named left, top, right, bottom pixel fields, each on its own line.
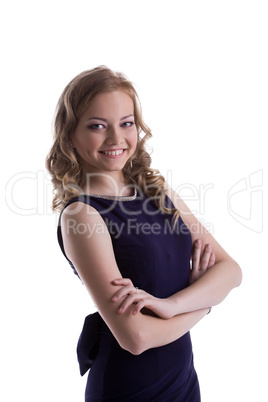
left=82, top=90, right=134, bottom=118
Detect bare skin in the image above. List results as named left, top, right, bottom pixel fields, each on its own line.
left=61, top=90, right=242, bottom=355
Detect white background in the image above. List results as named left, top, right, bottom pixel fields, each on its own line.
left=1, top=1, right=267, bottom=401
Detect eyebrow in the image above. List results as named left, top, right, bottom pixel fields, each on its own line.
left=86, top=114, right=134, bottom=123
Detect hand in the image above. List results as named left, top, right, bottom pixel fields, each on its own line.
left=111, top=278, right=174, bottom=319
left=189, top=240, right=215, bottom=285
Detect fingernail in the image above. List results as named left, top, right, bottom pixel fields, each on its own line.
left=119, top=307, right=123, bottom=313
left=112, top=296, right=118, bottom=301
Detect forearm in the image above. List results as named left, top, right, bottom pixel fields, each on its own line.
left=118, top=306, right=209, bottom=355
left=169, top=260, right=242, bottom=315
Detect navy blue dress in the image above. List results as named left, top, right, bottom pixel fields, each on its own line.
left=58, top=188, right=201, bottom=401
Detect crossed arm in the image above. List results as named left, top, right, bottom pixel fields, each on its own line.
left=111, top=184, right=242, bottom=319
left=111, top=239, right=216, bottom=319
left=61, top=188, right=242, bottom=355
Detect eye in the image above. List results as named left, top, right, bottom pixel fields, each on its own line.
left=88, top=124, right=105, bottom=130
left=121, top=121, right=135, bottom=127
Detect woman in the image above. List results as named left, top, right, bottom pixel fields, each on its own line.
left=46, top=66, right=242, bottom=401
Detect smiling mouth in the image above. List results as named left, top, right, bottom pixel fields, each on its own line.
left=99, top=149, right=126, bottom=157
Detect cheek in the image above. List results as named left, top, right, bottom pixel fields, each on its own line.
left=88, top=137, right=102, bottom=150
left=76, top=135, right=101, bottom=152
left=129, top=130, right=138, bottom=149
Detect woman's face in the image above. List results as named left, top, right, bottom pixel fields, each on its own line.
left=71, top=90, right=138, bottom=176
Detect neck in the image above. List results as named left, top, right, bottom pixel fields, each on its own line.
left=80, top=170, right=131, bottom=196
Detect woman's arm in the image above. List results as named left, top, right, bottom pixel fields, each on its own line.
left=61, top=201, right=209, bottom=355
left=164, top=183, right=242, bottom=314
left=111, top=240, right=215, bottom=318
left=109, top=183, right=242, bottom=319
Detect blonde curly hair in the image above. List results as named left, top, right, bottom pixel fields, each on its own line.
left=46, top=65, right=179, bottom=221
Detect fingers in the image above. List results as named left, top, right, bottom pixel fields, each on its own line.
left=132, top=299, right=147, bottom=315
left=112, top=284, right=136, bottom=302
left=115, top=289, right=147, bottom=314
left=200, top=243, right=212, bottom=271
left=192, top=240, right=215, bottom=271
left=112, top=278, right=133, bottom=287
left=111, top=280, right=150, bottom=315
left=192, top=240, right=202, bottom=271
left=190, top=240, right=216, bottom=285
left=111, top=278, right=135, bottom=300
left=208, top=252, right=216, bottom=268
left=112, top=278, right=142, bottom=313
left=117, top=292, right=144, bottom=314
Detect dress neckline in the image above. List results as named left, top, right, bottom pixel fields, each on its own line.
left=81, top=186, right=137, bottom=201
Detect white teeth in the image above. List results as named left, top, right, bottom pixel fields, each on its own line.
left=103, top=149, right=124, bottom=156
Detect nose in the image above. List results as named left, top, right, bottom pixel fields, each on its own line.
left=106, top=125, right=123, bottom=145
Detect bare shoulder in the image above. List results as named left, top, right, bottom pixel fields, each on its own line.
left=61, top=199, right=111, bottom=240
left=61, top=199, right=101, bottom=223
left=60, top=200, right=114, bottom=268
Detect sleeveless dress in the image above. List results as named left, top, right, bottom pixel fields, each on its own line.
left=57, top=187, right=201, bottom=401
